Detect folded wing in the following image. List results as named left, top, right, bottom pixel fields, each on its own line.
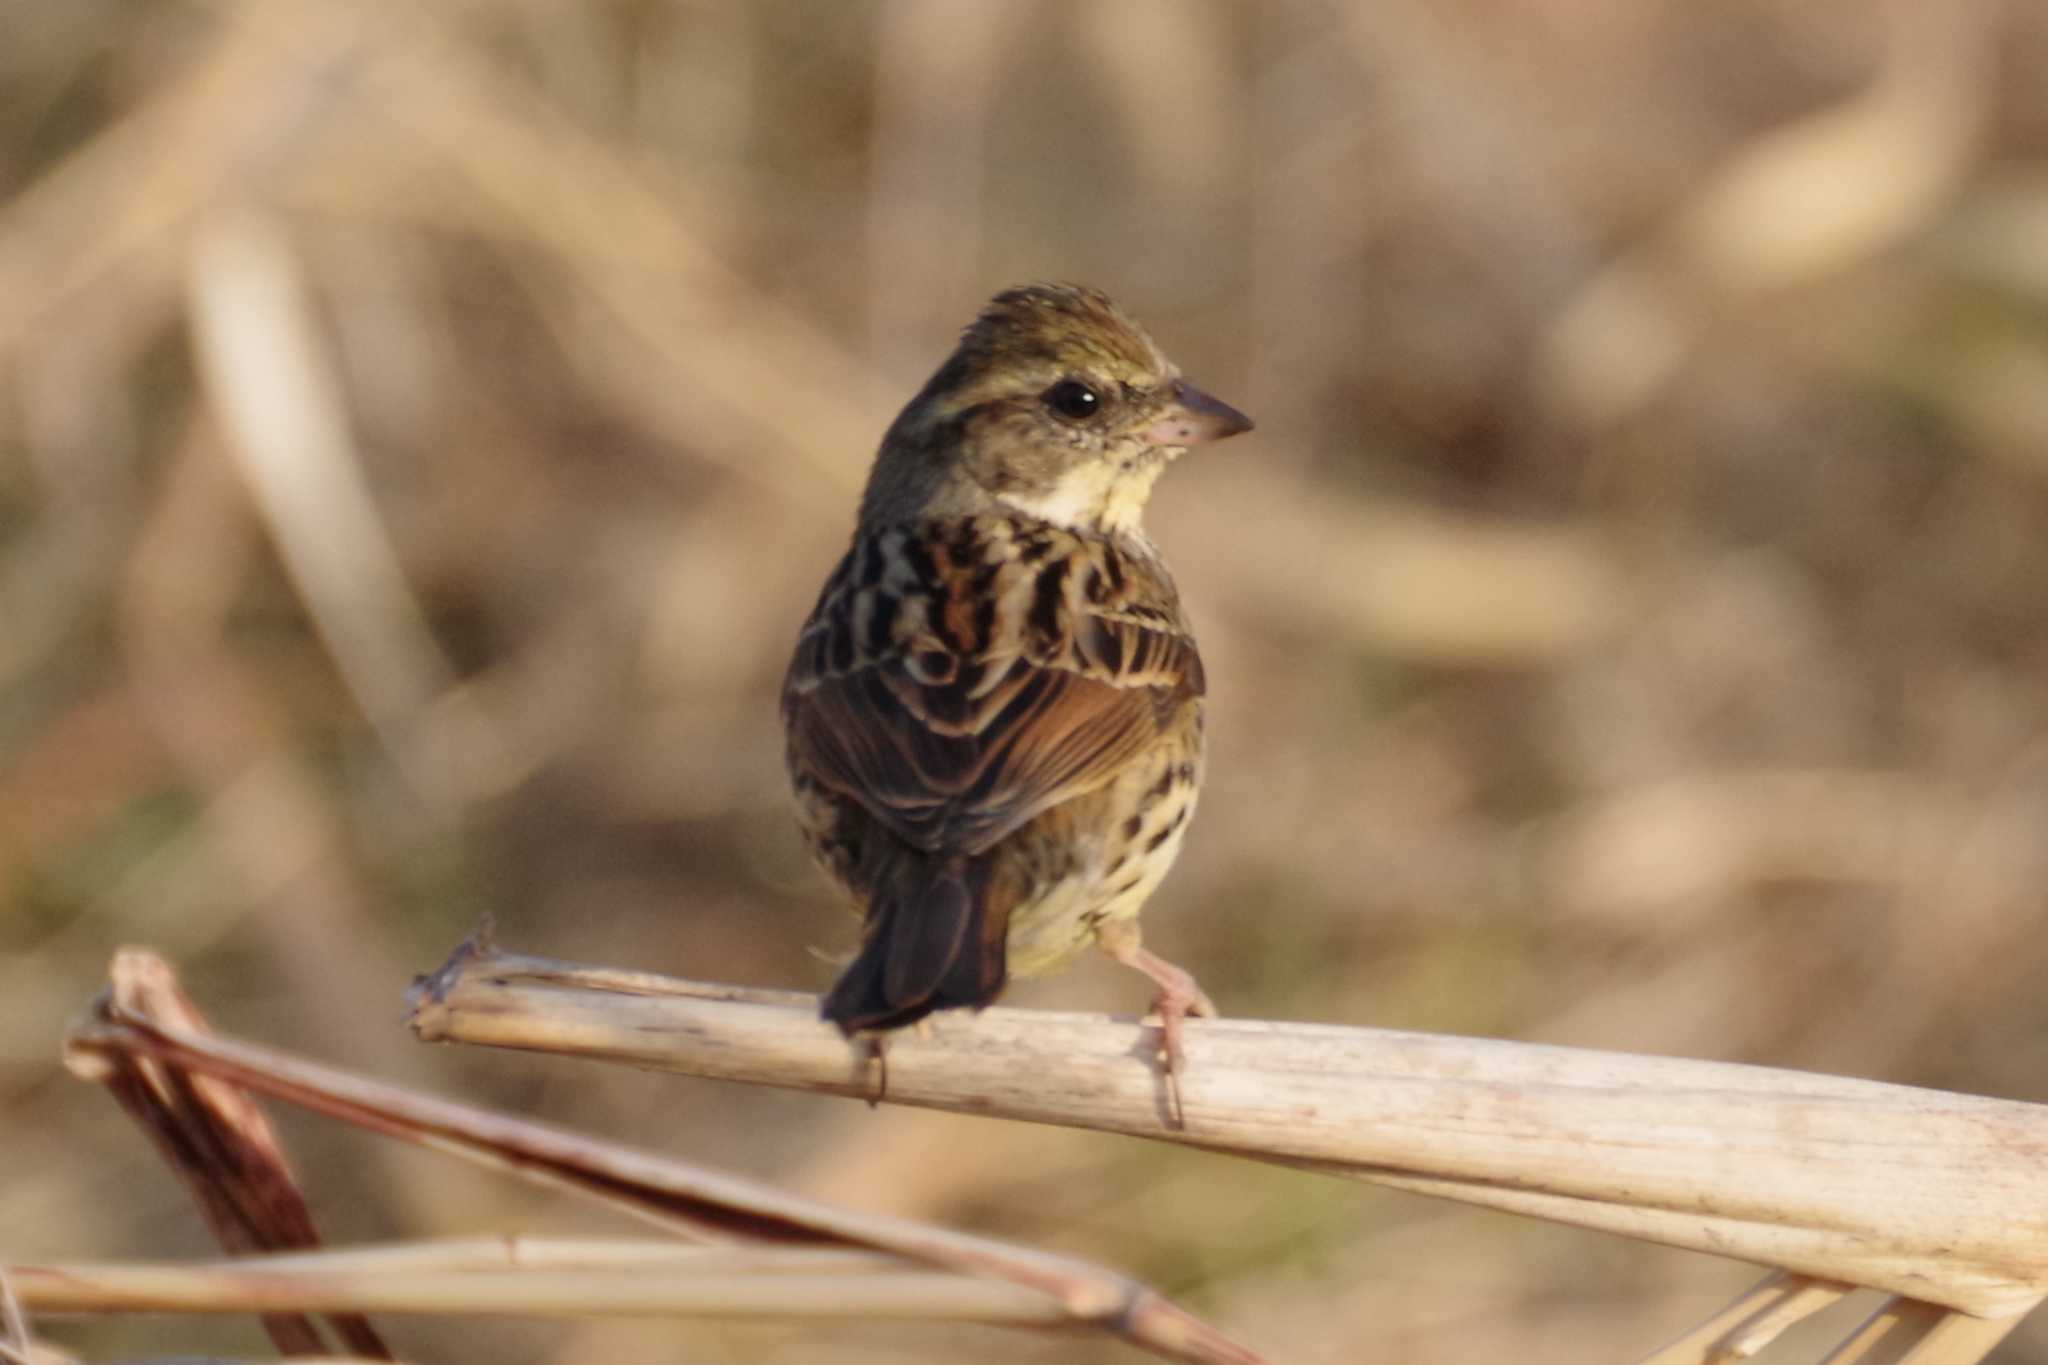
left=784, top=518, right=1203, bottom=861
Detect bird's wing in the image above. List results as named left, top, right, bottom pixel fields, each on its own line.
left=783, top=518, right=1203, bottom=858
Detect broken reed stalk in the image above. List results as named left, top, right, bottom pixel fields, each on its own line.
left=82, top=947, right=393, bottom=1359
left=1628, top=1270, right=2028, bottom=1365
left=407, top=939, right=2048, bottom=1323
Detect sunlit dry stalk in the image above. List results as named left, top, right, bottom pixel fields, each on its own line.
left=110, top=1238, right=900, bottom=1277
left=7, top=1256, right=1073, bottom=1326
left=408, top=937, right=2048, bottom=1323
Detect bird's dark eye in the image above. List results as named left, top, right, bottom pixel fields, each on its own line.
left=1043, top=379, right=1101, bottom=421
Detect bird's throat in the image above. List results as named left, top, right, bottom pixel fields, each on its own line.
left=993, top=458, right=1162, bottom=536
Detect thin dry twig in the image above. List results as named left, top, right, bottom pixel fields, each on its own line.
left=1817, top=1296, right=2024, bottom=1365
left=63, top=950, right=1266, bottom=1365
left=1634, top=1271, right=1851, bottom=1364
left=0, top=1269, right=31, bottom=1365
left=407, top=938, right=2048, bottom=1322
left=7, top=1250, right=1078, bottom=1326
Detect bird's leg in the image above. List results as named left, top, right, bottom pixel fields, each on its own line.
left=850, top=1020, right=929, bottom=1110
left=1097, top=921, right=1216, bottom=1127
left=860, top=1033, right=888, bottom=1108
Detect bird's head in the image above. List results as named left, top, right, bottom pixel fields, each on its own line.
left=861, top=284, right=1253, bottom=535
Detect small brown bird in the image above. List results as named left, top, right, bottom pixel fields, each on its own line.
left=782, top=283, right=1251, bottom=1104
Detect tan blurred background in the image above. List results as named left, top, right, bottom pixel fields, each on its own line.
left=6, top=0, right=2048, bottom=1360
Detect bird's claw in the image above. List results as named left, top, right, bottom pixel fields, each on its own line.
left=859, top=1033, right=889, bottom=1108
left=1146, top=981, right=1213, bottom=1130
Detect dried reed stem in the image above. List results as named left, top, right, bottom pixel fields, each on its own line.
left=409, top=937, right=2048, bottom=1320
left=7, top=1256, right=1071, bottom=1325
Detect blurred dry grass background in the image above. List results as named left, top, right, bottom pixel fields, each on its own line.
left=5, top=1, right=2048, bottom=1360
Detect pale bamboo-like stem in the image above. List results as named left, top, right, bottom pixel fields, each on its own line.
left=5, top=1259, right=1070, bottom=1324
left=151, top=1237, right=902, bottom=1277
left=408, top=947, right=2048, bottom=1320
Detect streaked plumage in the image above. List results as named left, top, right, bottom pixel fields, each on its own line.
left=782, top=283, right=1251, bottom=1102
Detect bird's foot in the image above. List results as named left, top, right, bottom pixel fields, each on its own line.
left=859, top=1033, right=889, bottom=1108
left=1099, top=928, right=1215, bottom=1129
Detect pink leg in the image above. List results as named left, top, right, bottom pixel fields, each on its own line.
left=1097, top=922, right=1216, bottom=1127
left=859, top=1033, right=888, bottom=1108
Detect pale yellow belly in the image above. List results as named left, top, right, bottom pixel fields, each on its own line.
left=1002, top=745, right=1200, bottom=978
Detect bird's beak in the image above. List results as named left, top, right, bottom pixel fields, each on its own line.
left=1140, top=378, right=1255, bottom=447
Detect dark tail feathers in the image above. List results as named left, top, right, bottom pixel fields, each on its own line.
left=821, top=857, right=1007, bottom=1034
